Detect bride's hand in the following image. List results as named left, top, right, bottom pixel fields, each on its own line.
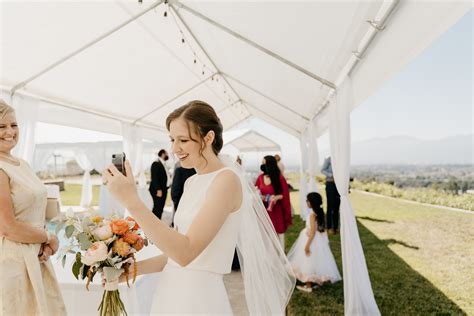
left=101, top=270, right=132, bottom=287
left=102, top=161, right=139, bottom=209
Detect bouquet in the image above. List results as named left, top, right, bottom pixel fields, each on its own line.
left=52, top=210, right=147, bottom=316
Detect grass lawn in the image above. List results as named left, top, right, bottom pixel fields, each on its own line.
left=60, top=183, right=101, bottom=206
left=286, top=190, right=473, bottom=315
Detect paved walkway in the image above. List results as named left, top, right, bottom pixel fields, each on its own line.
left=224, top=271, right=248, bottom=315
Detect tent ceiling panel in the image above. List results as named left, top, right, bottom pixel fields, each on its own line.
left=246, top=104, right=300, bottom=139
left=22, top=16, right=207, bottom=119
left=0, top=2, right=132, bottom=86
left=139, top=79, right=247, bottom=127
left=179, top=1, right=383, bottom=84
left=1, top=1, right=470, bottom=139
left=177, top=8, right=330, bottom=118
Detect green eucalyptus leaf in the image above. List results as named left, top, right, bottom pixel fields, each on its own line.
left=72, top=260, right=82, bottom=280
left=65, top=225, right=74, bottom=238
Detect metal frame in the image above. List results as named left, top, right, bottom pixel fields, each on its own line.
left=223, top=73, right=310, bottom=122
left=310, top=0, right=400, bottom=122
left=0, top=86, right=166, bottom=132
left=174, top=1, right=336, bottom=90
left=243, top=101, right=301, bottom=137
left=132, top=72, right=217, bottom=124
left=170, top=4, right=250, bottom=122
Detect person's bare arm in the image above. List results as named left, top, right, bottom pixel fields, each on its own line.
left=0, top=169, right=50, bottom=244
left=104, top=162, right=243, bottom=267
left=304, top=213, right=316, bottom=256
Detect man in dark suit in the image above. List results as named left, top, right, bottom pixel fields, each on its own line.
left=149, top=149, right=170, bottom=219
left=321, top=156, right=340, bottom=234
left=170, top=161, right=196, bottom=227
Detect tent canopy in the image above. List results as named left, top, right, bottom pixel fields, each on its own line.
left=225, top=129, right=281, bottom=153
left=1, top=1, right=469, bottom=141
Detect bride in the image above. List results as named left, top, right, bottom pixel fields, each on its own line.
left=103, top=100, right=295, bottom=314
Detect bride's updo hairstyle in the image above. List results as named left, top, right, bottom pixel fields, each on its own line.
left=166, top=100, right=224, bottom=157
left=0, top=99, right=15, bottom=119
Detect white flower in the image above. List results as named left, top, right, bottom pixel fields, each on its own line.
left=92, top=225, right=113, bottom=241
left=81, top=241, right=108, bottom=266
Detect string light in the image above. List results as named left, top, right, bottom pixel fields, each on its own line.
left=166, top=8, right=236, bottom=106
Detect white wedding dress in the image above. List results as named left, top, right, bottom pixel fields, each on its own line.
left=150, top=167, right=242, bottom=315
left=288, top=218, right=341, bottom=284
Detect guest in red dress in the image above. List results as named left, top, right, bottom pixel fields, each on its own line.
left=255, top=155, right=292, bottom=249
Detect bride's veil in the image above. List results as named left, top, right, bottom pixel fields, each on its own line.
left=220, top=155, right=296, bottom=315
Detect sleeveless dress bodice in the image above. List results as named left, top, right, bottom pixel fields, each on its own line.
left=0, top=159, right=66, bottom=316
left=168, top=167, right=242, bottom=274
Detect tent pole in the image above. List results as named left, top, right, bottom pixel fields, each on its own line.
left=10, top=0, right=165, bottom=96
left=174, top=2, right=336, bottom=90
left=310, top=0, right=400, bottom=121
left=0, top=86, right=166, bottom=132
left=223, top=73, right=310, bottom=122
left=132, top=72, right=217, bottom=124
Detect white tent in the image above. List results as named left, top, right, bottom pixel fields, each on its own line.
left=1, top=1, right=470, bottom=314
left=225, top=129, right=281, bottom=153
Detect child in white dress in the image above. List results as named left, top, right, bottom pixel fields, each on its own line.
left=288, top=192, right=342, bottom=292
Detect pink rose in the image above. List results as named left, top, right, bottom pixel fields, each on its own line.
left=81, top=241, right=108, bottom=266
left=92, top=225, right=113, bottom=241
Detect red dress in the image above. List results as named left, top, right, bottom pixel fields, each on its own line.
left=255, top=174, right=292, bottom=234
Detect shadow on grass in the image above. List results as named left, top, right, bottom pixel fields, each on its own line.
left=356, top=216, right=395, bottom=223
left=382, top=238, right=419, bottom=250
left=286, top=216, right=465, bottom=316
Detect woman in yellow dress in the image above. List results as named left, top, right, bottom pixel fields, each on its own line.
left=0, top=99, right=66, bottom=315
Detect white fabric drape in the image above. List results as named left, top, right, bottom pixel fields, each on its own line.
left=307, top=118, right=320, bottom=193
left=85, top=147, right=108, bottom=173
left=329, top=77, right=379, bottom=316
left=75, top=151, right=93, bottom=208
left=10, top=95, right=38, bottom=164
left=121, top=123, right=146, bottom=187
left=32, top=148, right=53, bottom=172
left=299, top=131, right=309, bottom=220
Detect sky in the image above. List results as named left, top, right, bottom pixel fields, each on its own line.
left=35, top=9, right=473, bottom=169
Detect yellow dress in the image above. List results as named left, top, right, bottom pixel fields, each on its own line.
left=0, top=159, right=66, bottom=316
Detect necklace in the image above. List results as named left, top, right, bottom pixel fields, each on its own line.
left=0, top=152, right=20, bottom=166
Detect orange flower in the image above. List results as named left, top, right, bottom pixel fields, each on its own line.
left=112, top=238, right=131, bottom=257
left=133, top=236, right=144, bottom=251
left=110, top=219, right=129, bottom=235
left=123, top=232, right=140, bottom=245
left=126, top=216, right=140, bottom=230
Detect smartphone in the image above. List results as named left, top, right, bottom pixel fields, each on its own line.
left=112, top=152, right=126, bottom=176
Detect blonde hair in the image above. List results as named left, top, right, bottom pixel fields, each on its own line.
left=0, top=99, right=15, bottom=119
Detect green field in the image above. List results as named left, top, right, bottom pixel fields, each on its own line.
left=60, top=183, right=101, bottom=206
left=287, top=190, right=473, bottom=315
left=58, top=182, right=474, bottom=315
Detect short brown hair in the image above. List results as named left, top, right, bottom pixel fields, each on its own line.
left=0, top=99, right=15, bottom=119
left=166, top=100, right=223, bottom=156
